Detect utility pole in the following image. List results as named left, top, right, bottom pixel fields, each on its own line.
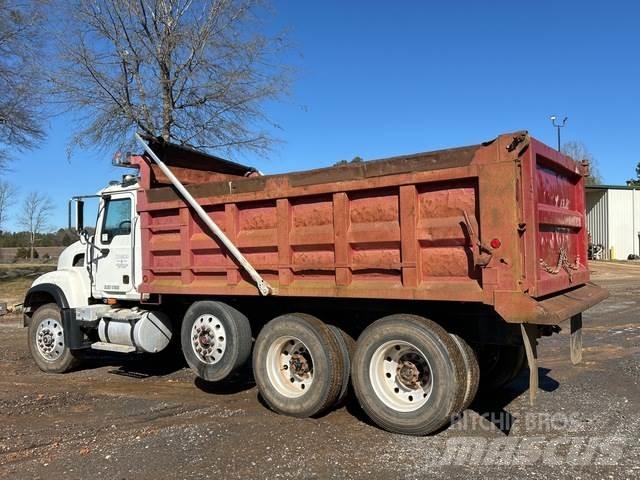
left=550, top=115, right=568, bottom=151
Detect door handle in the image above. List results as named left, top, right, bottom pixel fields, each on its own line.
left=100, top=248, right=110, bottom=256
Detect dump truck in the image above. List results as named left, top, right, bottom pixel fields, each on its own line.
left=23, top=131, right=608, bottom=435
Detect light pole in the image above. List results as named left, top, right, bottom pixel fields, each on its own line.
left=550, top=115, right=568, bottom=152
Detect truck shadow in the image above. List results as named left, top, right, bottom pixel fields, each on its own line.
left=79, top=351, right=259, bottom=395
left=194, top=363, right=256, bottom=395
left=345, top=367, right=560, bottom=435
left=468, top=367, right=560, bottom=435
left=80, top=350, right=188, bottom=378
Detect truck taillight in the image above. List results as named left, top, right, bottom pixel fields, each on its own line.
left=490, top=238, right=501, bottom=249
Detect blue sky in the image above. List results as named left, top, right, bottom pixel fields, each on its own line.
left=4, top=0, right=639, bottom=230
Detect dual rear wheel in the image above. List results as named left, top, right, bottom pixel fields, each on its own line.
left=252, top=313, right=350, bottom=417
left=351, top=314, right=477, bottom=435
left=253, top=313, right=479, bottom=435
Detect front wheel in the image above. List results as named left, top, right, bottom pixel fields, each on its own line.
left=28, top=303, right=81, bottom=373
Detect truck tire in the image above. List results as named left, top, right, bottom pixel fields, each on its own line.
left=253, top=313, right=344, bottom=418
left=28, top=303, right=81, bottom=373
left=181, top=301, right=252, bottom=382
left=328, top=325, right=355, bottom=407
left=351, top=314, right=465, bottom=436
left=450, top=334, right=480, bottom=411
left=477, top=344, right=527, bottom=393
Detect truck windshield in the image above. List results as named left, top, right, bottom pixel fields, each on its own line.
left=101, top=198, right=131, bottom=239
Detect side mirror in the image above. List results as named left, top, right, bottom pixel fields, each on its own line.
left=69, top=198, right=85, bottom=234
left=76, top=200, right=84, bottom=231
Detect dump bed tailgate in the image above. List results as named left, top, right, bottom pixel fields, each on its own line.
left=524, top=139, right=589, bottom=297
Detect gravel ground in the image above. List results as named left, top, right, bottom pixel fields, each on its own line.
left=0, top=261, right=638, bottom=479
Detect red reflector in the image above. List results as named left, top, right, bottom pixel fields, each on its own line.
left=490, top=238, right=501, bottom=249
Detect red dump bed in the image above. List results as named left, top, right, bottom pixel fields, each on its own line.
left=131, top=132, right=607, bottom=324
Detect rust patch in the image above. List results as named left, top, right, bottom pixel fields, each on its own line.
left=290, top=145, right=480, bottom=188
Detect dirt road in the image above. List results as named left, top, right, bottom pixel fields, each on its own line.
left=0, top=262, right=639, bottom=479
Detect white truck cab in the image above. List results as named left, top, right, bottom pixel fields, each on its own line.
left=23, top=174, right=172, bottom=373
left=30, top=178, right=142, bottom=308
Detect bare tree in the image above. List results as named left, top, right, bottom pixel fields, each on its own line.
left=0, top=181, right=17, bottom=231
left=50, top=0, right=290, bottom=156
left=0, top=0, right=47, bottom=167
left=627, top=162, right=640, bottom=187
left=562, top=141, right=602, bottom=185
left=18, top=191, right=54, bottom=260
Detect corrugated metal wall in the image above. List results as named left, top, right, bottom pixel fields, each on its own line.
left=586, top=190, right=608, bottom=259
left=606, top=188, right=640, bottom=259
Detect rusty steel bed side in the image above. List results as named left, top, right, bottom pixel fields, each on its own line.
left=130, top=133, right=521, bottom=303
left=130, top=131, right=606, bottom=324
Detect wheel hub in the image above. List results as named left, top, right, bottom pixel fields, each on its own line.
left=369, top=340, right=433, bottom=412
left=191, top=315, right=226, bottom=365
left=35, top=319, right=65, bottom=361
left=266, top=336, right=315, bottom=398
left=41, top=330, right=54, bottom=347
left=290, top=352, right=311, bottom=377
left=198, top=328, right=213, bottom=347
left=397, top=360, right=420, bottom=389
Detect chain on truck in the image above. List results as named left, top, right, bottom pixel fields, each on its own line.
left=22, top=131, right=608, bottom=436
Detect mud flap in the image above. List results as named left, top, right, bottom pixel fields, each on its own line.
left=570, top=313, right=583, bottom=365
left=62, top=309, right=91, bottom=350
left=520, top=324, right=538, bottom=406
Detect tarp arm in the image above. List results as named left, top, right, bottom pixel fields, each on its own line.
left=134, top=133, right=274, bottom=296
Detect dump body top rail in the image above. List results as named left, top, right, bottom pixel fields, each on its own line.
left=130, top=132, right=605, bottom=323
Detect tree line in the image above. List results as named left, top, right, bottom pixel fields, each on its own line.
left=0, top=229, right=75, bottom=248
left=0, top=181, right=55, bottom=259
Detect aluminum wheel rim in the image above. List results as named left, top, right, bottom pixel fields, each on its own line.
left=190, top=314, right=226, bottom=365
left=36, top=318, right=65, bottom=361
left=266, top=336, right=315, bottom=398
left=369, top=340, right=433, bottom=412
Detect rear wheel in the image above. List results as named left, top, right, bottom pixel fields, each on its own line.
left=351, top=314, right=465, bottom=435
left=253, top=313, right=344, bottom=418
left=28, top=303, right=81, bottom=373
left=450, top=334, right=480, bottom=411
left=476, top=344, right=526, bottom=393
left=328, top=325, right=355, bottom=407
left=181, top=301, right=252, bottom=382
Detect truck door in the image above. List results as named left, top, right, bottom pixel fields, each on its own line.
left=92, top=193, right=136, bottom=298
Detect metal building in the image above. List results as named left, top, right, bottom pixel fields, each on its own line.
left=586, top=185, right=640, bottom=260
